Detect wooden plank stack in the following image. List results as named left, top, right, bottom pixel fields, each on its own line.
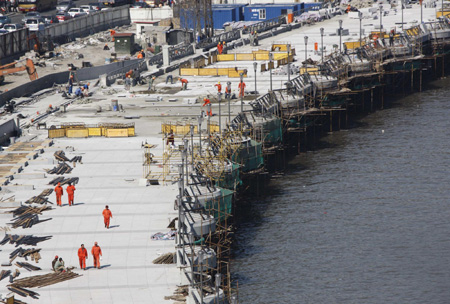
left=153, top=252, right=175, bottom=264
left=9, top=248, right=41, bottom=263
left=46, top=163, right=72, bottom=175
left=15, top=262, right=41, bottom=272
left=0, top=234, right=52, bottom=247
left=48, top=177, right=79, bottom=186
left=7, top=286, right=39, bottom=299
left=8, top=206, right=52, bottom=217
left=54, top=150, right=82, bottom=163
left=11, top=271, right=81, bottom=289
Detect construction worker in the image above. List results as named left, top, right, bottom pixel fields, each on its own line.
left=179, top=78, right=188, bottom=90
left=125, top=75, right=131, bottom=91
left=373, top=34, right=379, bottom=47
left=148, top=76, right=156, bottom=91
left=215, top=81, right=222, bottom=93
left=68, top=75, right=74, bottom=95
left=66, top=182, right=76, bottom=206
left=55, top=182, right=63, bottom=207
left=54, top=257, right=66, bottom=273
left=109, top=29, right=116, bottom=42
left=52, top=255, right=58, bottom=271
left=137, top=50, right=143, bottom=59
left=102, top=205, right=113, bottom=229
left=77, top=244, right=88, bottom=270
left=217, top=42, right=223, bottom=55
left=203, top=98, right=212, bottom=116
left=166, top=130, right=175, bottom=147
left=91, top=242, right=102, bottom=269
left=225, top=81, right=231, bottom=99
left=238, top=81, right=246, bottom=98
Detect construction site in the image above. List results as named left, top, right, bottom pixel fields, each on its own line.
left=0, top=1, right=449, bottom=303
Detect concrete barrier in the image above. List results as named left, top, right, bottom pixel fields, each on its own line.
left=130, top=7, right=172, bottom=23
left=0, top=28, right=30, bottom=64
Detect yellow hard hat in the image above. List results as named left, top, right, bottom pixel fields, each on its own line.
left=218, top=81, right=221, bottom=84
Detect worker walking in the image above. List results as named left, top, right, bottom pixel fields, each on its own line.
left=217, top=42, right=223, bottom=55
left=238, top=81, right=246, bottom=98
left=91, top=242, right=102, bottom=269
left=214, top=81, right=222, bottom=93
left=77, top=244, right=88, bottom=270
left=66, top=182, right=76, bottom=206
left=203, top=98, right=212, bottom=116
left=179, top=78, right=188, bottom=90
left=102, top=205, right=113, bottom=229
left=55, top=182, right=63, bottom=207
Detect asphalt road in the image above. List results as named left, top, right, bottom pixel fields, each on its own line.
left=6, top=0, right=96, bottom=24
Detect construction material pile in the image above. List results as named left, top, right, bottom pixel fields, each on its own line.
left=24, top=189, right=53, bottom=205
left=0, top=234, right=52, bottom=247
left=54, top=150, right=82, bottom=163
left=10, top=270, right=81, bottom=289
left=0, top=270, right=11, bottom=281
left=7, top=285, right=39, bottom=299
left=46, top=162, right=72, bottom=175
left=48, top=176, right=79, bottom=186
left=8, top=206, right=52, bottom=217
left=153, top=252, right=175, bottom=264
left=8, top=214, right=52, bottom=229
left=9, top=248, right=41, bottom=263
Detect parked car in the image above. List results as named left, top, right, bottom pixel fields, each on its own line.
left=21, top=12, right=41, bottom=23
left=25, top=18, right=46, bottom=32
left=0, top=15, right=11, bottom=28
left=42, top=15, right=60, bottom=24
left=131, top=2, right=150, bottom=8
left=3, top=23, right=24, bottom=32
left=68, top=8, right=87, bottom=17
left=56, top=11, right=72, bottom=21
left=88, top=2, right=100, bottom=10
left=0, top=29, right=8, bottom=35
left=56, top=1, right=74, bottom=12
left=80, top=4, right=96, bottom=13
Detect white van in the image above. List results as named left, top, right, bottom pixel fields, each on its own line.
left=25, top=18, right=46, bottom=32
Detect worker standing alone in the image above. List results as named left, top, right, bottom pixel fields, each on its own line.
left=102, top=205, right=113, bottom=229
left=203, top=98, right=212, bottom=116
left=179, top=78, right=188, bottom=90
left=214, top=81, right=222, bottom=93
left=55, top=182, right=63, bottom=207
left=66, top=182, right=76, bottom=206
left=91, top=242, right=102, bottom=269
left=77, top=244, right=88, bottom=270
left=238, top=81, right=246, bottom=98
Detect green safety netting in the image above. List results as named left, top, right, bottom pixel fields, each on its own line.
left=204, top=188, right=234, bottom=223
left=261, top=118, right=283, bottom=145
left=216, top=163, right=242, bottom=190
left=231, top=139, right=264, bottom=172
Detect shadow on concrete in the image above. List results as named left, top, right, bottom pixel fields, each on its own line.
left=109, top=225, right=120, bottom=229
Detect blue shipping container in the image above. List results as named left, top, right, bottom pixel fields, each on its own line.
left=243, top=4, right=298, bottom=22
left=213, top=8, right=236, bottom=29
left=303, top=2, right=322, bottom=11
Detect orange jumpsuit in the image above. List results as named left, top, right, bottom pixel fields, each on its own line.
left=217, top=43, right=223, bottom=54
left=238, top=82, right=246, bottom=98
left=202, top=99, right=212, bottom=116
left=55, top=185, right=63, bottom=206
left=91, top=245, right=102, bottom=268
left=103, top=208, right=112, bottom=228
left=66, top=185, right=76, bottom=206
left=78, top=247, right=88, bottom=270
left=215, top=83, right=222, bottom=93
left=180, top=78, right=188, bottom=90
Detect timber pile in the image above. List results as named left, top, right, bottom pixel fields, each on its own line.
left=10, top=248, right=41, bottom=263
left=48, top=177, right=79, bottom=186
left=15, top=262, right=41, bottom=271
left=39, top=189, right=53, bottom=197
left=24, top=196, right=51, bottom=205
left=0, top=270, right=11, bottom=281
left=46, top=163, right=72, bottom=175
left=54, top=151, right=82, bottom=163
left=11, top=271, right=81, bottom=289
left=8, top=286, right=39, bottom=299
left=8, top=206, right=52, bottom=217
left=164, top=285, right=188, bottom=302
left=153, top=252, right=175, bottom=264
left=0, top=234, right=52, bottom=247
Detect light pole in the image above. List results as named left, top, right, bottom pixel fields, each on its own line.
left=402, top=0, right=404, bottom=31
left=197, top=115, right=203, bottom=156
left=339, top=20, right=343, bottom=52
left=304, top=36, right=308, bottom=73
left=269, top=53, right=273, bottom=91
left=253, top=62, right=258, bottom=97
left=379, top=4, right=383, bottom=34
left=320, top=27, right=324, bottom=63
left=442, top=0, right=444, bottom=19
left=287, top=44, right=291, bottom=82
left=421, top=0, right=423, bottom=23
left=239, top=73, right=244, bottom=113
left=215, top=273, right=221, bottom=304
left=227, top=81, right=231, bottom=123
left=218, top=92, right=221, bottom=135
left=359, top=12, right=363, bottom=45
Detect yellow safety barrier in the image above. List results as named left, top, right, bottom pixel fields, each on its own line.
left=66, top=129, right=89, bottom=138
left=179, top=68, right=247, bottom=78
left=272, top=44, right=290, bottom=51
left=236, top=53, right=254, bottom=61
left=48, top=129, right=65, bottom=138
left=162, top=123, right=198, bottom=135
left=199, top=68, right=219, bottom=76
left=299, top=67, right=320, bottom=75
left=208, top=123, right=220, bottom=133
left=255, top=53, right=270, bottom=60
left=273, top=53, right=289, bottom=60
left=217, top=54, right=235, bottom=61
left=88, top=127, right=102, bottom=136
left=106, top=129, right=128, bottom=137
left=180, top=68, right=200, bottom=76
left=344, top=41, right=366, bottom=49
left=436, top=11, right=450, bottom=17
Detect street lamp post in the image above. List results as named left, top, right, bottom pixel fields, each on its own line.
left=197, top=115, right=203, bottom=156
left=239, top=73, right=244, bottom=113
left=320, top=28, right=324, bottom=64
left=359, top=12, right=363, bottom=45
left=442, top=0, right=444, bottom=19
left=215, top=274, right=221, bottom=304
left=227, top=81, right=231, bottom=123
left=253, top=62, right=258, bottom=97
left=269, top=53, right=273, bottom=91
left=402, top=0, right=404, bottom=31
left=287, top=44, right=291, bottom=82
left=304, top=36, right=308, bottom=74
left=421, top=0, right=423, bottom=23
left=379, top=4, right=383, bottom=33
left=339, top=20, right=343, bottom=52
left=218, top=92, right=221, bottom=135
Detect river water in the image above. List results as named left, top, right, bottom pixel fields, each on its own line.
left=233, top=79, right=450, bottom=304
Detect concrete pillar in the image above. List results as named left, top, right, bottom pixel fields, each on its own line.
left=100, top=74, right=108, bottom=87
left=162, top=45, right=170, bottom=66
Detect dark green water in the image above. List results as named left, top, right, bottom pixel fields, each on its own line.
left=233, top=79, right=450, bottom=303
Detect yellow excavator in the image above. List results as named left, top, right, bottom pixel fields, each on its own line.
left=0, top=59, right=38, bottom=85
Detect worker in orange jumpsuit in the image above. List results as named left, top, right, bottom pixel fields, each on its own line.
left=202, top=98, right=212, bottom=116
left=66, top=182, right=76, bottom=206
left=91, top=242, right=102, bottom=269
left=137, top=50, right=143, bottom=59
left=102, top=205, right=113, bottom=229
left=55, top=182, right=63, bottom=207
left=214, top=81, right=222, bottom=93
left=225, top=81, right=231, bottom=99
left=217, top=42, right=223, bottom=55
left=238, top=81, right=246, bottom=98
left=179, top=78, right=188, bottom=90
left=77, top=244, right=88, bottom=270
left=109, top=29, right=116, bottom=42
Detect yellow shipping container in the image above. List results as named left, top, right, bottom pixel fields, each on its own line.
left=88, top=128, right=102, bottom=136
left=66, top=129, right=89, bottom=138
left=105, top=128, right=129, bottom=137
left=48, top=128, right=65, bottom=138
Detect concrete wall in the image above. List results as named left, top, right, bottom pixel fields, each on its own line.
left=130, top=7, right=173, bottom=23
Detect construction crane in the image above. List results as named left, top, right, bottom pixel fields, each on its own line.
left=0, top=59, right=38, bottom=85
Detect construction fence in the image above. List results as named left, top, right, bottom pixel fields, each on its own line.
left=179, top=67, right=248, bottom=77
left=48, top=123, right=135, bottom=138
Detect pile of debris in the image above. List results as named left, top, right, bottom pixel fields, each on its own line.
left=54, top=151, right=82, bottom=163
left=9, top=247, right=41, bottom=263
left=8, top=213, right=52, bottom=229
left=15, top=262, right=41, bottom=272
left=0, top=234, right=52, bottom=247
left=46, top=162, right=72, bottom=175
left=48, top=177, right=79, bottom=186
